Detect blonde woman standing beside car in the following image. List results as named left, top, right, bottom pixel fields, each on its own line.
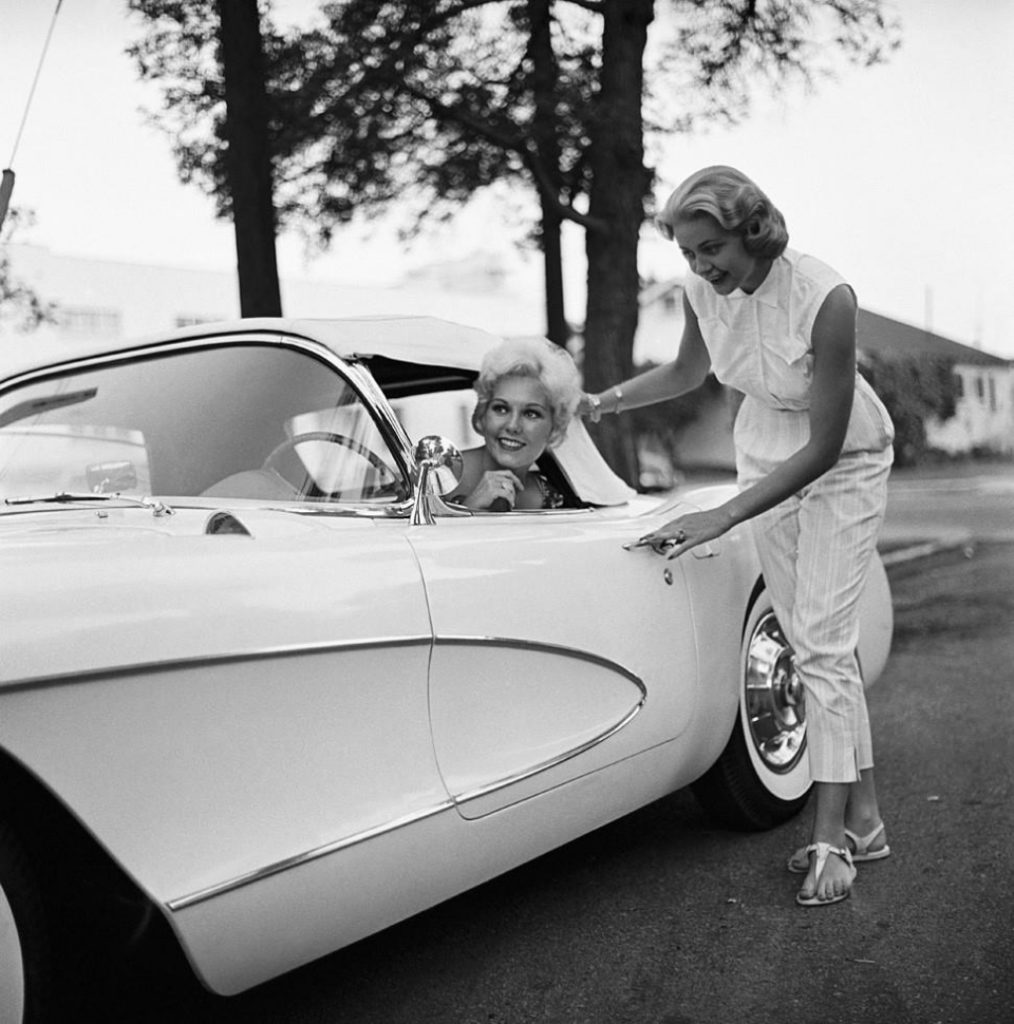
left=582, top=165, right=895, bottom=907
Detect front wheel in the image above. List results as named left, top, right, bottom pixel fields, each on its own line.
left=692, top=587, right=812, bottom=830
left=0, top=823, right=52, bottom=1024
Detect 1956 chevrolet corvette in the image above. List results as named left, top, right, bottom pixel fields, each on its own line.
left=0, top=315, right=892, bottom=1020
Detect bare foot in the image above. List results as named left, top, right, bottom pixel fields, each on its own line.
left=796, top=844, right=855, bottom=905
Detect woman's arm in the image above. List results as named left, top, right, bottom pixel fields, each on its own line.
left=640, top=284, right=858, bottom=555
left=583, top=293, right=712, bottom=417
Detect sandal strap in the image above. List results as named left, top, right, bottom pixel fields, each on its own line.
left=844, top=821, right=885, bottom=854
left=803, top=841, right=855, bottom=873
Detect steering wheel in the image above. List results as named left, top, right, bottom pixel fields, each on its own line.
left=261, top=431, right=397, bottom=493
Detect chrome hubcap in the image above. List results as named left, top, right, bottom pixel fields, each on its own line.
left=744, top=611, right=806, bottom=772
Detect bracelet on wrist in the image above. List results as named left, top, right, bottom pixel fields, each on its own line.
left=612, top=386, right=624, bottom=414
left=587, top=393, right=602, bottom=423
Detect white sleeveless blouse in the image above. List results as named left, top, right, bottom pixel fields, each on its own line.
left=684, top=248, right=894, bottom=477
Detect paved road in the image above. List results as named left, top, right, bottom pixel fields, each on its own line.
left=882, top=461, right=1014, bottom=552
left=97, top=538, right=1014, bottom=1023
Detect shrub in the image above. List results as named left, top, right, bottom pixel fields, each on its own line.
left=860, top=354, right=959, bottom=467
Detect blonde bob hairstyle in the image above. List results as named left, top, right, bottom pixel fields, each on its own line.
left=471, top=336, right=582, bottom=449
left=655, top=165, right=789, bottom=259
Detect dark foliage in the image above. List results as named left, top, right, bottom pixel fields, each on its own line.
left=126, top=0, right=900, bottom=481
left=628, top=364, right=725, bottom=455
left=0, top=209, right=58, bottom=334
left=860, top=353, right=959, bottom=467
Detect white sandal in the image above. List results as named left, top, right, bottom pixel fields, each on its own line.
left=845, top=821, right=891, bottom=862
left=795, top=843, right=856, bottom=907
left=788, top=820, right=890, bottom=873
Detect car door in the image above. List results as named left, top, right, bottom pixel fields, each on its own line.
left=406, top=508, right=700, bottom=819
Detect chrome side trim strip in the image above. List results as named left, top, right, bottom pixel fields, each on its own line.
left=454, top=700, right=645, bottom=805
left=13, top=630, right=646, bottom=914
left=0, top=636, right=433, bottom=695
left=432, top=635, right=647, bottom=804
left=4, top=634, right=643, bottom=697
left=434, top=635, right=647, bottom=691
left=167, top=798, right=456, bottom=911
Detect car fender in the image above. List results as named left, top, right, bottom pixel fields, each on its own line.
left=0, top=508, right=445, bottom=991
left=857, top=552, right=893, bottom=687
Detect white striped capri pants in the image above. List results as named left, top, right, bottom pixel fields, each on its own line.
left=745, top=447, right=893, bottom=783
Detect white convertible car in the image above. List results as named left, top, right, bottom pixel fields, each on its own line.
left=0, top=316, right=892, bottom=1020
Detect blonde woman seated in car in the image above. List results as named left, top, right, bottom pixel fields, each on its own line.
left=451, top=336, right=582, bottom=511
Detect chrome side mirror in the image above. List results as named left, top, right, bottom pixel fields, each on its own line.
left=411, top=435, right=468, bottom=524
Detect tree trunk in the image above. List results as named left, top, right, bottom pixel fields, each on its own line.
left=540, top=205, right=569, bottom=345
left=527, top=0, right=569, bottom=346
left=217, top=0, right=282, bottom=317
left=583, top=0, right=653, bottom=485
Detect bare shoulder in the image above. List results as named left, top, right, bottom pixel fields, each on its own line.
left=813, top=283, right=858, bottom=353
left=816, top=283, right=858, bottom=324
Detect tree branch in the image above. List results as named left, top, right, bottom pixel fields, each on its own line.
left=402, top=80, right=606, bottom=233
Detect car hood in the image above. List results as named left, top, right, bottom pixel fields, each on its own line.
left=0, top=502, right=413, bottom=689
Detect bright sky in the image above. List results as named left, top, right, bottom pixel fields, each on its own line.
left=2, top=0, right=1013, bottom=357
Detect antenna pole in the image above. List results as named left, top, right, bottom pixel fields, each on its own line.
left=1, top=0, right=65, bottom=233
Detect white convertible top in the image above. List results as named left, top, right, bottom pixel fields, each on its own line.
left=0, top=315, right=636, bottom=506
left=0, top=315, right=498, bottom=380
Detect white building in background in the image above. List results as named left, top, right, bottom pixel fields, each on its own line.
left=1, top=243, right=549, bottom=352
left=4, top=246, right=1012, bottom=461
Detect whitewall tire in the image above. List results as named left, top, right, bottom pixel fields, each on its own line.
left=692, top=587, right=812, bottom=830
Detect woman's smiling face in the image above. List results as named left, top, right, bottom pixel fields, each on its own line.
left=479, top=375, right=554, bottom=471
left=674, top=213, right=770, bottom=295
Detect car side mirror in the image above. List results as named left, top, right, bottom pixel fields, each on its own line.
left=410, top=435, right=468, bottom=524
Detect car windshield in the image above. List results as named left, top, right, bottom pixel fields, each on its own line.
left=389, top=390, right=480, bottom=452
left=0, top=343, right=410, bottom=505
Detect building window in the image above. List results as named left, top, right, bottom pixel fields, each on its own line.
left=975, top=376, right=985, bottom=401
left=953, top=372, right=964, bottom=398
left=988, top=376, right=997, bottom=411
left=58, top=306, right=122, bottom=337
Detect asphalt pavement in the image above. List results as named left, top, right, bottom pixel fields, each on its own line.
left=880, top=458, right=1014, bottom=563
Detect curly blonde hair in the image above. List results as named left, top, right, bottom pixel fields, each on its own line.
left=472, top=336, right=582, bottom=449
left=655, top=165, right=789, bottom=259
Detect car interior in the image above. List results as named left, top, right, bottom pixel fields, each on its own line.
left=362, top=354, right=584, bottom=510
left=0, top=342, right=584, bottom=511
